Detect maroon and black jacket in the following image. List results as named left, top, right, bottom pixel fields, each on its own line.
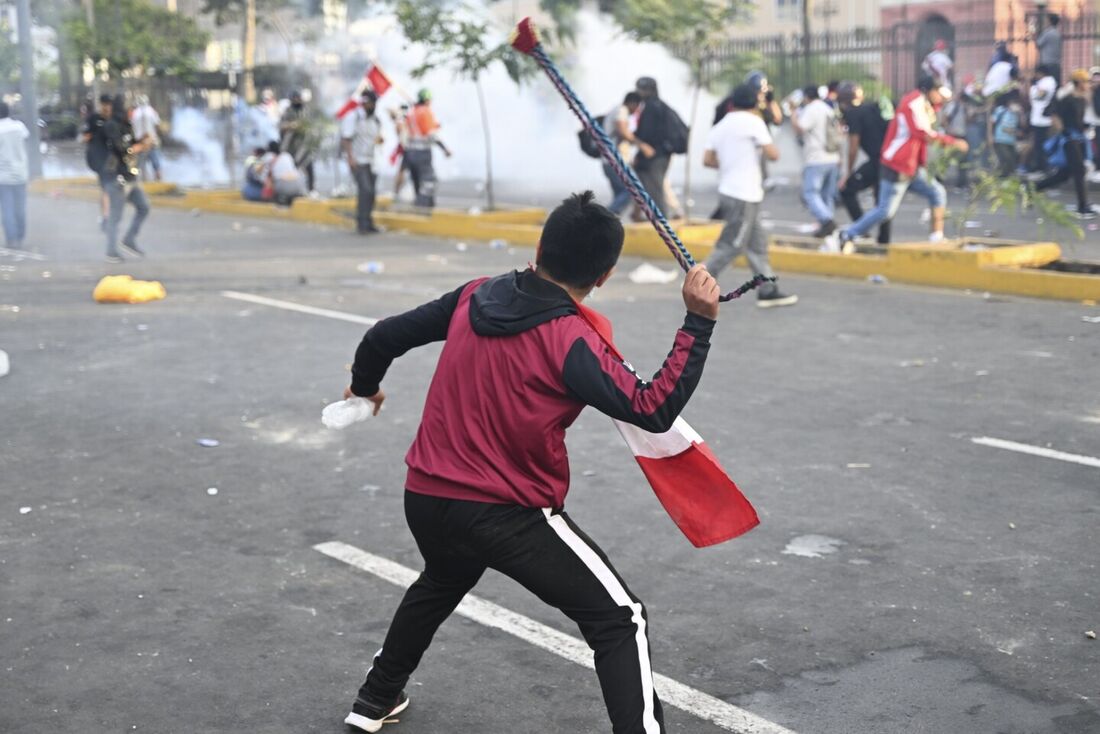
left=351, top=269, right=715, bottom=510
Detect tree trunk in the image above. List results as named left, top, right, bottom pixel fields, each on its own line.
left=684, top=79, right=701, bottom=223
left=242, top=0, right=257, bottom=103
left=57, top=40, right=73, bottom=108
left=475, top=78, right=495, bottom=211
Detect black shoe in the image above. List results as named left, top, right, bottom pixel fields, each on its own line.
left=757, top=291, right=799, bottom=309
left=1076, top=208, right=1098, bottom=220
left=118, top=240, right=145, bottom=259
left=344, top=691, right=409, bottom=733
left=812, top=220, right=836, bottom=238
left=358, top=224, right=384, bottom=234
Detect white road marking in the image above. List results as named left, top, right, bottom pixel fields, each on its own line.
left=314, top=540, right=797, bottom=734
left=971, top=437, right=1100, bottom=469
left=221, top=290, right=378, bottom=326
left=0, top=247, right=46, bottom=261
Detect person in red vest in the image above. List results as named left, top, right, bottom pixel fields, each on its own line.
left=830, top=76, right=969, bottom=253
left=339, top=191, right=719, bottom=733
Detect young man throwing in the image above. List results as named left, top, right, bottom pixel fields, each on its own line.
left=340, top=191, right=720, bottom=733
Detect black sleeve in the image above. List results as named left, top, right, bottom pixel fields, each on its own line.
left=562, top=312, right=715, bottom=434
left=349, top=282, right=469, bottom=397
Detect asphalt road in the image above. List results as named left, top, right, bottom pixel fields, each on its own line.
left=2, top=195, right=1099, bottom=733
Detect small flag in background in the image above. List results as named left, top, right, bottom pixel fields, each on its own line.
left=335, top=62, right=393, bottom=119
left=575, top=301, right=760, bottom=548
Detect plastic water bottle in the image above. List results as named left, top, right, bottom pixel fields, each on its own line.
left=0, top=349, right=9, bottom=378
left=321, top=398, right=374, bottom=429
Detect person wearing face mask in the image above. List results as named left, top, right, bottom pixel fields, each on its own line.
left=341, top=90, right=385, bottom=234
left=279, top=90, right=317, bottom=194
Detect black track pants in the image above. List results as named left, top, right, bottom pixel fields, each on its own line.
left=359, top=491, right=666, bottom=734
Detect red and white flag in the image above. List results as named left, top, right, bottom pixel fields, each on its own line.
left=576, top=302, right=760, bottom=547
left=335, top=62, right=394, bottom=119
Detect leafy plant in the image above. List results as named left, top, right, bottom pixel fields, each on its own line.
left=394, top=0, right=537, bottom=211
left=930, top=147, right=1084, bottom=241
left=608, top=0, right=754, bottom=221
left=64, top=0, right=209, bottom=79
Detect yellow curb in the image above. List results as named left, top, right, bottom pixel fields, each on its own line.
left=34, top=182, right=1100, bottom=301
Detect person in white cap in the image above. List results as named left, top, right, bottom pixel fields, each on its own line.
left=828, top=75, right=969, bottom=252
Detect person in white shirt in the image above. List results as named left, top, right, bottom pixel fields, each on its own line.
left=130, top=96, right=162, bottom=181
left=269, top=142, right=305, bottom=205
left=702, top=84, right=797, bottom=308
left=341, top=89, right=384, bottom=234
left=0, top=102, right=29, bottom=249
left=922, top=40, right=954, bottom=89
left=791, top=85, right=842, bottom=237
left=1029, top=66, right=1058, bottom=172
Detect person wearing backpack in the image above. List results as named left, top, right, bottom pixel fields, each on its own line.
left=100, top=95, right=152, bottom=263
left=791, top=85, right=842, bottom=237
left=632, top=77, right=687, bottom=217
left=1036, top=69, right=1095, bottom=218
left=81, top=94, right=114, bottom=234
left=989, top=89, right=1023, bottom=176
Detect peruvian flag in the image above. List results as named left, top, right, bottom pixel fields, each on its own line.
left=576, top=302, right=760, bottom=547
left=335, top=62, right=394, bottom=119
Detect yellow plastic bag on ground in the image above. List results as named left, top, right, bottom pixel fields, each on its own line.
left=93, top=275, right=167, bottom=304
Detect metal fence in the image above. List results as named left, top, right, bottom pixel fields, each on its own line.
left=686, top=15, right=1100, bottom=98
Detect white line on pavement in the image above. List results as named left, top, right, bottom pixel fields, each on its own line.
left=314, top=540, right=797, bottom=734
left=221, top=290, right=378, bottom=326
left=0, top=247, right=47, bottom=261
left=971, top=437, right=1100, bottom=469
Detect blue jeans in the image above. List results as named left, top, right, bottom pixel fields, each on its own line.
left=603, top=162, right=631, bottom=215
left=841, top=168, right=945, bottom=240
left=802, top=163, right=839, bottom=223
left=0, top=182, right=26, bottom=246
left=103, top=178, right=150, bottom=256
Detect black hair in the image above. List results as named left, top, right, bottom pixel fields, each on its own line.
left=917, top=74, right=936, bottom=92
left=538, top=191, right=624, bottom=290
left=802, top=84, right=819, bottom=100
left=730, top=84, right=758, bottom=110
left=1048, top=13, right=1060, bottom=26
left=995, top=88, right=1021, bottom=106
left=635, top=76, right=658, bottom=96
left=827, top=80, right=840, bottom=92
left=267, top=140, right=280, bottom=153
left=252, top=146, right=266, bottom=156
left=0, top=102, right=8, bottom=119
left=623, top=91, right=642, bottom=105
left=99, top=93, right=113, bottom=104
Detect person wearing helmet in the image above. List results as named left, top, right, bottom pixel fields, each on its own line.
left=403, top=88, right=452, bottom=209
left=837, top=81, right=891, bottom=244
left=828, top=76, right=968, bottom=252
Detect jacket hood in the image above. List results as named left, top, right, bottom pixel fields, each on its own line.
left=469, top=269, right=577, bottom=337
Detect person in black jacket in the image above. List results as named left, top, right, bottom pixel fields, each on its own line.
left=1037, top=68, right=1094, bottom=218
left=339, top=192, right=720, bottom=733
left=101, top=95, right=152, bottom=262
left=632, top=77, right=681, bottom=216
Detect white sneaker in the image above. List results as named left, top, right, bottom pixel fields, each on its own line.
left=929, top=231, right=945, bottom=243
left=820, top=233, right=841, bottom=253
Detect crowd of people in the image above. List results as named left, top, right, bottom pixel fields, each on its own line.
left=584, top=25, right=1100, bottom=307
